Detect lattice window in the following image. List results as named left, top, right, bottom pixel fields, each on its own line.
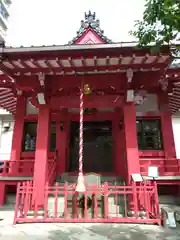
left=136, top=119, right=163, bottom=150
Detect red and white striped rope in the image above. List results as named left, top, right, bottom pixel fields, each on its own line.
left=79, top=88, right=83, bottom=174
left=75, top=87, right=86, bottom=192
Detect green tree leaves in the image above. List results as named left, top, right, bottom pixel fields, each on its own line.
left=131, top=0, right=180, bottom=48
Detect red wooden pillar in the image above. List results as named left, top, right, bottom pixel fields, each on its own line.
left=123, top=103, right=140, bottom=184
left=10, top=95, right=26, bottom=172
left=33, top=105, right=50, bottom=206
left=158, top=93, right=176, bottom=158
left=0, top=183, right=5, bottom=205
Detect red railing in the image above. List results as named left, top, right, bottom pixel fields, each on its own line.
left=13, top=181, right=161, bottom=225
left=0, top=160, right=34, bottom=177
left=0, top=158, right=57, bottom=179
left=140, top=158, right=180, bottom=176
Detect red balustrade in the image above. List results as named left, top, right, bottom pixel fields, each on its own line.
left=0, top=158, right=57, bottom=179
left=140, top=158, right=180, bottom=176
left=0, top=160, right=34, bottom=177
left=13, top=181, right=161, bottom=225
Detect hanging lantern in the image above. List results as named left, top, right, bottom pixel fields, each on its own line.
left=83, top=84, right=91, bottom=95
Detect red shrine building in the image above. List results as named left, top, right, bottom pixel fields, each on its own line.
left=0, top=11, right=180, bottom=223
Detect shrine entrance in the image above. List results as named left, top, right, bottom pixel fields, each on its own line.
left=69, top=121, right=113, bottom=173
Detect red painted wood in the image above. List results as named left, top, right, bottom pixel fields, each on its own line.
left=13, top=181, right=161, bottom=225
left=70, top=112, right=118, bottom=121
left=158, top=93, right=176, bottom=159
left=33, top=105, right=50, bottom=206
left=45, top=73, right=158, bottom=92
left=0, top=183, right=5, bottom=205
left=10, top=95, right=26, bottom=169
left=20, top=152, right=55, bottom=159
left=139, top=158, right=180, bottom=175
left=50, top=95, right=123, bottom=109
left=139, top=151, right=165, bottom=157
left=16, top=75, right=40, bottom=91
left=0, top=160, right=34, bottom=176
left=161, top=111, right=176, bottom=158
left=75, top=28, right=105, bottom=44
left=123, top=103, right=140, bottom=183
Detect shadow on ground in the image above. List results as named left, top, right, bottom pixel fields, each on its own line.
left=47, top=223, right=167, bottom=240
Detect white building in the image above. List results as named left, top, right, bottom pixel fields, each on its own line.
left=0, top=108, right=13, bottom=160
left=0, top=0, right=12, bottom=41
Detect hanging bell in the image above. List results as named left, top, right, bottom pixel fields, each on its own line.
left=83, top=84, right=91, bottom=95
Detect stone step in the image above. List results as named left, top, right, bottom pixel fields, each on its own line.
left=161, top=206, right=176, bottom=228
left=47, top=195, right=125, bottom=218
left=48, top=196, right=65, bottom=217
left=56, top=173, right=126, bottom=186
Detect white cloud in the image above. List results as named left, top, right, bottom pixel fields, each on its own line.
left=6, top=0, right=145, bottom=47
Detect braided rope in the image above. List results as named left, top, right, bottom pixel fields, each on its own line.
left=75, top=87, right=86, bottom=192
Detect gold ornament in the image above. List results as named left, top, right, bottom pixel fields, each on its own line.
left=83, top=84, right=91, bottom=95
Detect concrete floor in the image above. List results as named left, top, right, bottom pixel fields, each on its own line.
left=0, top=206, right=180, bottom=240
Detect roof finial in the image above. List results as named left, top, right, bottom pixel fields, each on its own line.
left=85, top=10, right=96, bottom=24
left=68, top=11, right=113, bottom=45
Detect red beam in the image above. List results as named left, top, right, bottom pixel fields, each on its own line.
left=45, top=74, right=127, bottom=91
left=0, top=82, right=14, bottom=88
left=167, top=68, right=180, bottom=74
left=0, top=75, right=11, bottom=81
left=69, top=112, right=118, bottom=121
left=50, top=95, right=123, bottom=109
left=15, top=75, right=41, bottom=91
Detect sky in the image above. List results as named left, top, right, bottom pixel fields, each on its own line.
left=6, top=0, right=145, bottom=47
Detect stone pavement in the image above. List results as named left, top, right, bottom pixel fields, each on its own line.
left=0, top=207, right=180, bottom=239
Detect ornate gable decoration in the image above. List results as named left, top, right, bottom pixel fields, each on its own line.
left=68, top=11, right=113, bottom=45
